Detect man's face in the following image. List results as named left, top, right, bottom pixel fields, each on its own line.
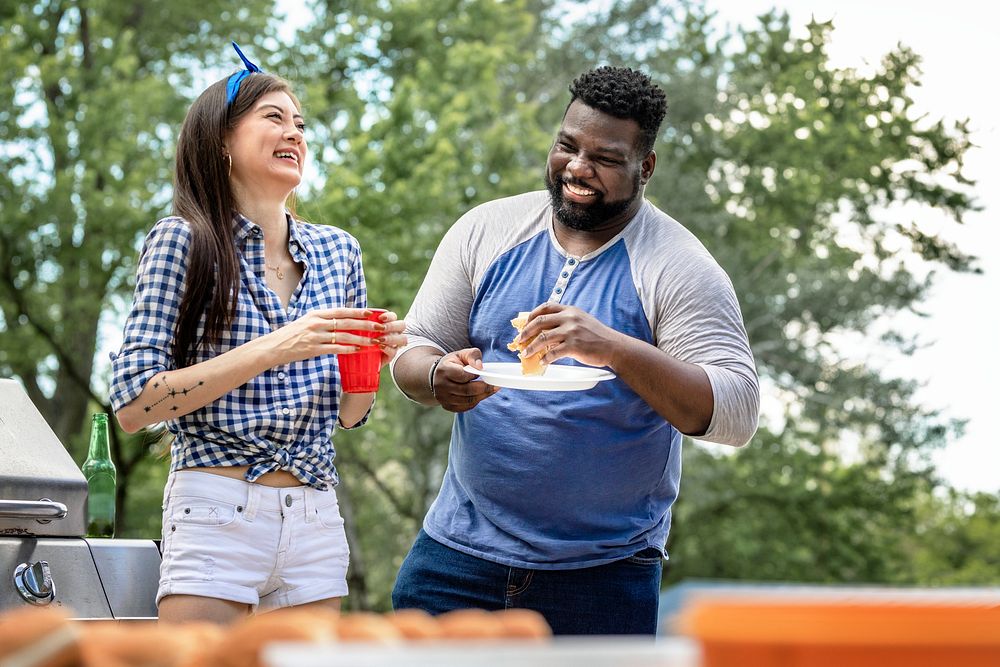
left=545, top=100, right=651, bottom=232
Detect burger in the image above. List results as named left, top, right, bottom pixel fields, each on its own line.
left=507, top=312, right=546, bottom=376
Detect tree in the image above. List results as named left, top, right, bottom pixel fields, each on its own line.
left=652, top=11, right=980, bottom=583
left=667, top=430, right=928, bottom=583
left=528, top=1, right=981, bottom=583
left=4, top=0, right=992, bottom=609
left=0, top=0, right=275, bottom=533
left=907, top=490, right=1000, bottom=585
left=690, top=13, right=977, bottom=468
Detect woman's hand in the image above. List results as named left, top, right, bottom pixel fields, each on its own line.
left=261, top=308, right=382, bottom=365
left=372, top=311, right=408, bottom=369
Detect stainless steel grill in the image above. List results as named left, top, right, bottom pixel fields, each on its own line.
left=0, top=378, right=160, bottom=618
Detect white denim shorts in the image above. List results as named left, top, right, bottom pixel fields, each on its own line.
left=157, top=470, right=350, bottom=612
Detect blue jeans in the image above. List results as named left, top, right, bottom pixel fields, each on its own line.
left=392, top=529, right=662, bottom=635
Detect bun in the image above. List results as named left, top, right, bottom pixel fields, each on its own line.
left=79, top=621, right=194, bottom=667
left=0, top=605, right=556, bottom=666
left=494, top=608, right=552, bottom=639
left=209, top=609, right=337, bottom=667
left=507, top=312, right=546, bottom=375
left=172, top=623, right=226, bottom=667
left=386, top=609, right=443, bottom=640
left=437, top=608, right=505, bottom=639
left=336, top=612, right=403, bottom=642
left=0, top=607, right=79, bottom=667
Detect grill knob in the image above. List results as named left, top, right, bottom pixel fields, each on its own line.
left=13, top=560, right=55, bottom=605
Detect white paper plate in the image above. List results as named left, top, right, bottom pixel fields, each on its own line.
left=265, top=638, right=700, bottom=667
left=463, top=362, right=616, bottom=391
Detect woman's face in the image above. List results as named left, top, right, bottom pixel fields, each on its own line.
left=226, top=90, right=307, bottom=202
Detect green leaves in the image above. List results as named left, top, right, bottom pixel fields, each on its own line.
left=670, top=432, right=925, bottom=584
left=908, top=491, right=1000, bottom=585
left=292, top=0, right=550, bottom=314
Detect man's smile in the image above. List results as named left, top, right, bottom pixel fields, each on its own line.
left=561, top=178, right=600, bottom=203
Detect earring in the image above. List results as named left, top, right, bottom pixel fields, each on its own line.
left=224, top=153, right=232, bottom=177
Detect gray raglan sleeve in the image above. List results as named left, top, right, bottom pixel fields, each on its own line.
left=653, top=252, right=760, bottom=447
left=389, top=213, right=477, bottom=390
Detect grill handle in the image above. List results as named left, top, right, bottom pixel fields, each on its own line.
left=0, top=499, right=69, bottom=521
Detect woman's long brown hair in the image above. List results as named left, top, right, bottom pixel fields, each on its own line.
left=170, top=73, right=299, bottom=368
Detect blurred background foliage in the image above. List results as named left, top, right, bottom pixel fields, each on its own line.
left=1, top=0, right=995, bottom=611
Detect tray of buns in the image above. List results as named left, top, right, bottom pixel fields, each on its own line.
left=0, top=605, right=698, bottom=667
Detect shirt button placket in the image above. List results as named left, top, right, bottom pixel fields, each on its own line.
left=251, top=227, right=266, bottom=278
left=549, top=256, right=579, bottom=303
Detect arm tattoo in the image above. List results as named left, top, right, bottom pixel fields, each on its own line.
left=142, top=375, right=206, bottom=413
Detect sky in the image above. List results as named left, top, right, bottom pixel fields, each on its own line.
left=708, top=0, right=999, bottom=493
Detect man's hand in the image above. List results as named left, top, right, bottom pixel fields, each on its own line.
left=518, top=303, right=625, bottom=369
left=518, top=302, right=717, bottom=435
left=432, top=348, right=500, bottom=413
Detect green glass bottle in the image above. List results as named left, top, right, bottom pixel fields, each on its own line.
left=82, top=413, right=116, bottom=538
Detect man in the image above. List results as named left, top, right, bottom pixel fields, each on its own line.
left=389, top=66, right=759, bottom=635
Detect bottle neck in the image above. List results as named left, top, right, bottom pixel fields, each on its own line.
left=87, top=415, right=111, bottom=461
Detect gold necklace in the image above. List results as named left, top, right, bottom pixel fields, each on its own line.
left=265, top=262, right=284, bottom=280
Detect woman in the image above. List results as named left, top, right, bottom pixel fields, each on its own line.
left=110, top=44, right=406, bottom=624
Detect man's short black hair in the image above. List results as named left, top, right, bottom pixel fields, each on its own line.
left=568, top=66, right=667, bottom=155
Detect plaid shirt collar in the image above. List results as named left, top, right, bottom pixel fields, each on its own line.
left=233, top=211, right=308, bottom=261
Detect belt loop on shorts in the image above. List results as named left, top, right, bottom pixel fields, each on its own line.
left=162, top=471, right=179, bottom=510
left=242, top=480, right=260, bottom=522
left=303, top=487, right=318, bottom=524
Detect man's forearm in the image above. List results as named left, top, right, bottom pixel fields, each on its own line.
left=608, top=334, right=714, bottom=436
left=392, top=346, right=444, bottom=405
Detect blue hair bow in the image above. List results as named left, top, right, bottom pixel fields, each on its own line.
left=225, top=41, right=263, bottom=107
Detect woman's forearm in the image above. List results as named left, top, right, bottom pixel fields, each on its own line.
left=115, top=337, right=278, bottom=433
left=338, top=392, right=375, bottom=428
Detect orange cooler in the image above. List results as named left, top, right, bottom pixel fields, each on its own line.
left=679, top=592, right=1000, bottom=667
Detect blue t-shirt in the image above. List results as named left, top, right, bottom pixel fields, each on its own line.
left=394, top=191, right=759, bottom=569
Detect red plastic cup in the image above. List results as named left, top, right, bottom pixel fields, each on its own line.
left=337, top=309, right=386, bottom=393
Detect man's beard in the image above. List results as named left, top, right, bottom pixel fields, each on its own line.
left=545, top=170, right=641, bottom=232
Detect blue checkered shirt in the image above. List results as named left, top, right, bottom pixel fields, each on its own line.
left=110, top=213, right=368, bottom=489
